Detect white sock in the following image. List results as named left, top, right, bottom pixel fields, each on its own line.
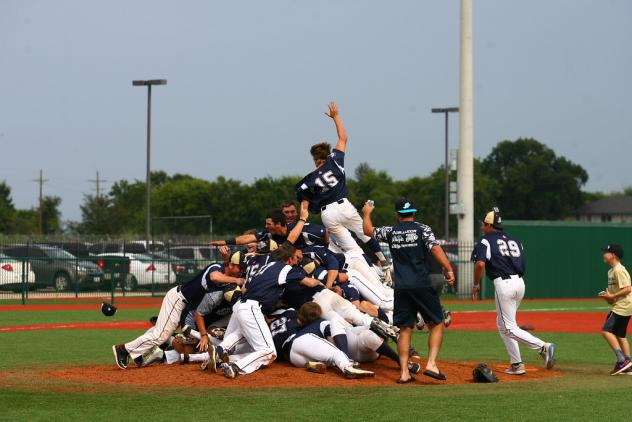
left=164, top=349, right=181, bottom=364
left=187, top=352, right=209, bottom=363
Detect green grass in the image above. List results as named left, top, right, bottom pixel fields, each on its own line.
left=1, top=301, right=629, bottom=421
left=444, top=299, right=609, bottom=313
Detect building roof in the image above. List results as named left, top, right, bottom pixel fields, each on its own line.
left=577, top=196, right=632, bottom=216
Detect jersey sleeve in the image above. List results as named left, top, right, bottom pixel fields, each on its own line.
left=419, top=224, right=440, bottom=251
left=195, top=291, right=223, bottom=316
left=330, top=149, right=345, bottom=170
left=281, top=266, right=308, bottom=285
left=373, top=226, right=392, bottom=242
left=320, top=320, right=331, bottom=338
left=471, top=239, right=491, bottom=262
left=615, top=267, right=632, bottom=289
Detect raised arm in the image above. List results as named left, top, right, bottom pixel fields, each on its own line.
left=286, top=201, right=309, bottom=244
left=362, top=201, right=375, bottom=237
left=325, top=102, right=347, bottom=152
left=209, top=233, right=257, bottom=246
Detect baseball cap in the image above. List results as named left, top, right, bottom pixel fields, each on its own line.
left=602, top=244, right=624, bottom=260
left=256, top=238, right=278, bottom=254
left=395, top=198, right=417, bottom=214
left=101, top=302, right=117, bottom=317
left=483, top=207, right=503, bottom=229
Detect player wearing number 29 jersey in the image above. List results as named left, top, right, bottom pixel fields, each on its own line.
left=471, top=230, right=525, bottom=280
left=471, top=208, right=556, bottom=375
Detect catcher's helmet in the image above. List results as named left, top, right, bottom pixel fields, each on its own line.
left=101, top=302, right=117, bottom=317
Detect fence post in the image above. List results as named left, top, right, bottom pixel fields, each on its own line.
left=74, top=256, right=79, bottom=298
left=21, top=258, right=26, bottom=305
left=111, top=258, right=116, bottom=304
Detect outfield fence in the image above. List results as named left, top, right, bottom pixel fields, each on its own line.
left=0, top=237, right=480, bottom=304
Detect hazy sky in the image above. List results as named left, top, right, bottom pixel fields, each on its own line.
left=1, top=0, right=630, bottom=222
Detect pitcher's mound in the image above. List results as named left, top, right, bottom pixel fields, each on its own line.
left=48, top=358, right=560, bottom=388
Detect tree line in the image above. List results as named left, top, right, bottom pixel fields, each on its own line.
left=0, top=138, right=615, bottom=238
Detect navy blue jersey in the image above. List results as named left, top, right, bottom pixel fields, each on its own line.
left=179, top=263, right=225, bottom=306
left=282, top=277, right=323, bottom=309
left=269, top=308, right=300, bottom=358
left=242, top=261, right=307, bottom=314
left=471, top=231, right=526, bottom=280
left=303, top=246, right=342, bottom=271
left=287, top=222, right=327, bottom=248
left=244, top=253, right=274, bottom=286
left=374, top=221, right=440, bottom=289
left=296, top=149, right=348, bottom=213
left=294, top=318, right=332, bottom=341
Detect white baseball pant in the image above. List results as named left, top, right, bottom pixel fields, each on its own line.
left=494, top=276, right=545, bottom=364
left=124, top=286, right=187, bottom=359
left=346, top=268, right=394, bottom=310
left=312, top=289, right=373, bottom=336
left=289, top=333, right=351, bottom=371
left=219, top=299, right=276, bottom=374
left=320, top=199, right=369, bottom=254
left=345, top=325, right=382, bottom=363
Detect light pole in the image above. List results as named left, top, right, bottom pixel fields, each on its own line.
left=431, top=107, right=459, bottom=240
left=132, top=79, right=167, bottom=247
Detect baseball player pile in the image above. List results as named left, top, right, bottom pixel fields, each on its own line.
left=111, top=102, right=557, bottom=382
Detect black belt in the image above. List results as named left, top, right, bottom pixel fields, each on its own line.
left=321, top=198, right=345, bottom=212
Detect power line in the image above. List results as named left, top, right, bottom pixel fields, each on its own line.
left=88, top=171, right=109, bottom=198
left=32, top=169, right=49, bottom=235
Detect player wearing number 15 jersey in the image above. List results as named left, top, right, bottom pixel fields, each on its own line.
left=471, top=208, right=556, bottom=375
left=296, top=102, right=386, bottom=264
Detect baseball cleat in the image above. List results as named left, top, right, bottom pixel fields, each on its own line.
left=443, top=309, right=452, bottom=328
left=141, top=346, right=165, bottom=367
left=306, top=361, right=327, bottom=374
left=610, top=358, right=632, bottom=375
left=407, top=361, right=421, bottom=374
left=343, top=366, right=375, bottom=379
left=415, top=313, right=425, bottom=331
left=112, top=344, right=129, bottom=370
left=540, top=343, right=556, bottom=369
left=370, top=318, right=399, bottom=341
left=200, top=345, right=218, bottom=373
left=220, top=362, right=238, bottom=379
left=504, top=362, right=526, bottom=375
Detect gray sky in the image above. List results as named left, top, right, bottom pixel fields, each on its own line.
left=1, top=0, right=631, bottom=222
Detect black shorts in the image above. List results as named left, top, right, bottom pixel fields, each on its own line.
left=393, top=287, right=443, bottom=328
left=602, top=312, right=631, bottom=338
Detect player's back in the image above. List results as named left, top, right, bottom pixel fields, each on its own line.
left=475, top=231, right=526, bottom=279
left=269, top=308, right=300, bottom=357
left=296, top=150, right=348, bottom=211
left=295, top=318, right=331, bottom=339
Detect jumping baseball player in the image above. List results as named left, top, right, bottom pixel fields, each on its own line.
left=295, top=102, right=386, bottom=265
left=269, top=302, right=374, bottom=378
left=112, top=258, right=244, bottom=369
left=211, top=243, right=322, bottom=378
left=471, top=207, right=556, bottom=375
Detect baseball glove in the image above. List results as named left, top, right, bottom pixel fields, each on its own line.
left=172, top=335, right=197, bottom=354
left=472, top=363, right=499, bottom=383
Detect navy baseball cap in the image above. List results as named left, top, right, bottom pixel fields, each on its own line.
left=395, top=198, right=417, bottom=214
left=101, top=302, right=117, bottom=317
left=602, top=244, right=624, bottom=260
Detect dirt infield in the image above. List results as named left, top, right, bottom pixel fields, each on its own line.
left=46, top=358, right=559, bottom=388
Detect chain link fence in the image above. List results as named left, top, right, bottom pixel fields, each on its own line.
left=0, top=237, right=478, bottom=304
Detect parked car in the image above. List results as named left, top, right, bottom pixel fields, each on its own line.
left=97, top=253, right=175, bottom=291
left=148, top=251, right=199, bottom=284
left=168, top=245, right=219, bottom=269
left=2, top=244, right=104, bottom=291
left=88, top=241, right=165, bottom=255
left=0, top=252, right=36, bottom=291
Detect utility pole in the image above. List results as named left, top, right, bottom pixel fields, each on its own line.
left=33, top=169, right=49, bottom=235
left=89, top=171, right=108, bottom=198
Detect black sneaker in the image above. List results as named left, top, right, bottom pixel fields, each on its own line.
left=112, top=344, right=129, bottom=369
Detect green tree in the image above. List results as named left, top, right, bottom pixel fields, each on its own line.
left=481, top=138, right=588, bottom=219
left=0, top=181, right=16, bottom=233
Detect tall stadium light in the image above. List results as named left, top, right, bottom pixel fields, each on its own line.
left=432, top=107, right=459, bottom=241
left=458, top=0, right=474, bottom=295
left=132, top=79, right=167, bottom=248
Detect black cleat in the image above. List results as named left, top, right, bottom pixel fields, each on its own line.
left=112, top=344, right=129, bottom=370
